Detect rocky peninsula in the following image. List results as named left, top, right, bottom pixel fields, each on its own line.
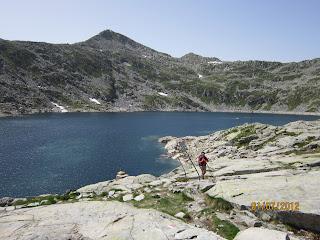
left=1, top=120, right=320, bottom=239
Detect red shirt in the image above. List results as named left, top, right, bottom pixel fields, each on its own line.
left=198, top=155, right=208, bottom=165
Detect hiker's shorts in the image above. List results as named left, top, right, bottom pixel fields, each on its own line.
left=199, top=164, right=206, bottom=171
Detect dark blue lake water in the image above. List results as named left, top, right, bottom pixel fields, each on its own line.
left=0, top=112, right=319, bottom=197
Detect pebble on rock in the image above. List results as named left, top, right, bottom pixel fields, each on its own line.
left=174, top=212, right=186, bottom=219
left=134, top=194, right=145, bottom=201
left=122, top=194, right=133, bottom=202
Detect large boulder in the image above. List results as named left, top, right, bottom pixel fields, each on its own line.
left=77, top=174, right=157, bottom=195
left=0, top=197, right=14, bottom=207
left=207, top=169, right=320, bottom=233
left=234, top=227, right=289, bottom=240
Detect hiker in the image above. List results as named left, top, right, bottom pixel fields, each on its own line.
left=198, top=151, right=208, bottom=179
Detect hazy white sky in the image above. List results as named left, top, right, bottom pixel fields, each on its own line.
left=0, top=0, right=319, bottom=62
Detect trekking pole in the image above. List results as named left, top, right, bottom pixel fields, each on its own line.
left=178, top=141, right=201, bottom=181
left=206, top=163, right=214, bottom=172
left=176, top=155, right=187, bottom=178
left=175, top=144, right=188, bottom=178
left=205, top=161, right=217, bottom=183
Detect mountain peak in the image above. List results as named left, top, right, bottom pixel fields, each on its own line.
left=181, top=52, right=203, bottom=58
left=180, top=52, right=221, bottom=64
left=86, top=29, right=135, bottom=45
left=82, top=29, right=161, bottom=56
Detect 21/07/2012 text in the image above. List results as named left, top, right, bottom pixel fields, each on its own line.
left=251, top=201, right=299, bottom=211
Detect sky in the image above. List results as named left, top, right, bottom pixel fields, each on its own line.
left=0, top=0, right=319, bottom=62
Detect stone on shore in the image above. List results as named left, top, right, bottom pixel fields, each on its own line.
left=77, top=173, right=157, bottom=195
left=0, top=197, right=14, bottom=207
left=134, top=194, right=145, bottom=201
left=174, top=212, right=186, bottom=219
left=116, top=170, right=129, bottom=179
left=234, top=227, right=290, bottom=240
left=174, top=228, right=223, bottom=240
left=122, top=194, right=133, bottom=202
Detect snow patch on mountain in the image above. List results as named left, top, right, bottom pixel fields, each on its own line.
left=51, top=102, right=68, bottom=112
left=158, top=92, right=168, bottom=97
left=89, top=98, right=101, bottom=105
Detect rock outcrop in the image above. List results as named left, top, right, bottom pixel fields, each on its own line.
left=0, top=201, right=224, bottom=240
left=162, top=120, right=320, bottom=234
left=234, top=227, right=290, bottom=240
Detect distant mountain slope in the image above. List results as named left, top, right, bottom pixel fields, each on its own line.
left=0, top=29, right=319, bottom=116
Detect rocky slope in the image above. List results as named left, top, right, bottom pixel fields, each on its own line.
left=1, top=120, right=320, bottom=239
left=160, top=120, right=320, bottom=236
left=1, top=29, right=320, bottom=116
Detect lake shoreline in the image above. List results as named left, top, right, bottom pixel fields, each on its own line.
left=1, top=108, right=320, bottom=119
left=1, top=111, right=319, bottom=198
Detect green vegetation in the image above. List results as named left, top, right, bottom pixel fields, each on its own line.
left=234, top=125, right=256, bottom=141
left=253, top=130, right=300, bottom=150
left=284, top=136, right=319, bottom=155
left=307, top=107, right=318, bottom=112
left=112, top=195, right=124, bottom=202
left=209, top=213, right=240, bottom=240
left=55, top=191, right=80, bottom=201
left=233, top=125, right=257, bottom=148
left=201, top=197, right=239, bottom=240
left=13, top=195, right=57, bottom=206
left=143, top=94, right=203, bottom=110
left=132, top=192, right=193, bottom=220
left=143, top=94, right=171, bottom=109
left=228, top=128, right=239, bottom=134
left=222, top=127, right=239, bottom=138
left=282, top=131, right=299, bottom=137
left=287, top=86, right=319, bottom=111
left=0, top=41, right=36, bottom=69
left=288, top=148, right=320, bottom=156
left=175, top=177, right=190, bottom=182
left=204, top=196, right=234, bottom=213
left=281, top=73, right=303, bottom=81
left=287, top=93, right=302, bottom=111
left=12, top=192, right=81, bottom=207
left=293, top=136, right=315, bottom=148
left=307, top=99, right=320, bottom=112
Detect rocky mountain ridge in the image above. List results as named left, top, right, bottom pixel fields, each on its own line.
left=1, top=29, right=320, bottom=116
left=1, top=120, right=320, bottom=239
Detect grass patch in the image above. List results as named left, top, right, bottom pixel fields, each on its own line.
left=201, top=208, right=240, bottom=240
left=109, top=188, right=126, bottom=192
left=112, top=195, right=124, bottom=202
left=143, top=94, right=176, bottom=110
left=229, top=128, right=239, bottom=134
left=283, top=131, right=299, bottom=137
left=211, top=214, right=240, bottom=240
left=222, top=127, right=239, bottom=138
left=233, top=125, right=257, bottom=148
left=175, top=177, right=190, bottom=182
left=204, top=196, right=234, bottom=213
left=56, top=192, right=80, bottom=201
left=13, top=195, right=58, bottom=206
left=13, top=192, right=81, bottom=207
left=234, top=125, right=256, bottom=140
left=132, top=192, right=193, bottom=220
left=99, top=192, right=108, bottom=197
left=254, top=130, right=299, bottom=150
left=289, top=136, right=317, bottom=150
left=284, top=147, right=320, bottom=156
